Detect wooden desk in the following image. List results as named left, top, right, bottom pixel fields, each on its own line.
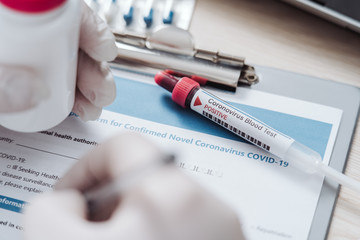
left=189, top=0, right=360, bottom=239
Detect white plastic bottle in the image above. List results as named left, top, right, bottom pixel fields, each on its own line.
left=0, top=0, right=81, bottom=132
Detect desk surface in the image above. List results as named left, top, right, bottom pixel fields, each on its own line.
left=189, top=0, right=360, bottom=239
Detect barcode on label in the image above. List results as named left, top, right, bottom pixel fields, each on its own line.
left=203, top=111, right=271, bottom=151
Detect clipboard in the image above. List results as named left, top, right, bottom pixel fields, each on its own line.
left=0, top=62, right=356, bottom=240
left=109, top=64, right=360, bottom=240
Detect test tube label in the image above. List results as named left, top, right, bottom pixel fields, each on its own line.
left=190, top=89, right=295, bottom=158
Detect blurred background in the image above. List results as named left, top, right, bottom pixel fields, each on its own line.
left=190, top=0, right=360, bottom=88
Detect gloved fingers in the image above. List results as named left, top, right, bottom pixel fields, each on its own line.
left=0, top=65, right=48, bottom=113
left=55, top=133, right=165, bottom=192
left=23, top=190, right=88, bottom=240
left=77, top=50, right=116, bottom=109
left=72, top=88, right=102, bottom=121
left=53, top=132, right=244, bottom=240
left=23, top=190, right=157, bottom=240
left=25, top=169, right=244, bottom=240
left=145, top=169, right=243, bottom=240
left=80, top=1, right=117, bottom=62
left=51, top=132, right=244, bottom=240
left=109, top=167, right=245, bottom=240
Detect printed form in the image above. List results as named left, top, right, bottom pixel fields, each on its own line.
left=0, top=69, right=342, bottom=239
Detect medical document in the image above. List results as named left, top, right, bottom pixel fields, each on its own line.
left=0, top=69, right=342, bottom=239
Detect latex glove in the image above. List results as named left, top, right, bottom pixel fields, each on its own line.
left=23, top=133, right=245, bottom=240
left=0, top=1, right=117, bottom=121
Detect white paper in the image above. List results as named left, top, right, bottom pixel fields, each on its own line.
left=0, top=69, right=342, bottom=239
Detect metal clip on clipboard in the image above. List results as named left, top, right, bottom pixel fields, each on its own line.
left=111, top=26, right=259, bottom=91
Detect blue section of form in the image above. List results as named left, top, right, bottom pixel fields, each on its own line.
left=105, top=77, right=332, bottom=158
left=0, top=195, right=26, bottom=213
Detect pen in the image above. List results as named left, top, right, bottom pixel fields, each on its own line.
left=85, top=154, right=175, bottom=219
left=155, top=71, right=360, bottom=193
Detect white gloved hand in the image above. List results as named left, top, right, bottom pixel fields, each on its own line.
left=23, top=133, right=245, bottom=240
left=0, top=1, right=117, bottom=121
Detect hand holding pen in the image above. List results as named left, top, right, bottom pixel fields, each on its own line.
left=23, top=133, right=244, bottom=240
